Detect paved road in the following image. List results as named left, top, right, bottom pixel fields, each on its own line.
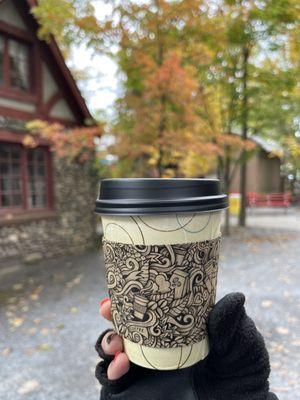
left=0, top=226, right=299, bottom=399
left=229, top=207, right=300, bottom=231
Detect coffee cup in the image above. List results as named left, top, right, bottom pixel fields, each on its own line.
left=95, top=178, right=227, bottom=370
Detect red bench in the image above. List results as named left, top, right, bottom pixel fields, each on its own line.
left=247, top=192, right=292, bottom=209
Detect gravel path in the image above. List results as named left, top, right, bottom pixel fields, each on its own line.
left=0, top=226, right=299, bottom=399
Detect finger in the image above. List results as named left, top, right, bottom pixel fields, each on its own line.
left=208, top=292, right=245, bottom=355
left=107, top=352, right=130, bottom=380
left=268, top=393, right=279, bottom=400
left=101, top=330, right=124, bottom=356
left=100, top=298, right=111, bottom=321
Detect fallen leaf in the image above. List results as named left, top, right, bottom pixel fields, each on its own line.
left=27, top=327, right=37, bottom=335
left=278, top=276, right=291, bottom=284
left=70, top=306, right=78, bottom=314
left=269, top=341, right=284, bottom=353
left=36, top=343, right=52, bottom=352
left=261, top=300, right=273, bottom=308
left=272, top=387, right=289, bottom=393
left=291, top=339, right=300, bottom=346
left=24, top=348, right=35, bottom=356
left=7, top=297, right=17, bottom=304
left=9, top=317, right=25, bottom=328
left=17, top=380, right=39, bottom=395
left=2, top=347, right=12, bottom=357
left=275, top=326, right=290, bottom=335
left=30, top=285, right=44, bottom=300
left=271, top=361, right=281, bottom=369
left=57, top=323, right=65, bottom=330
left=7, top=304, right=17, bottom=312
left=6, top=311, right=14, bottom=318
left=286, top=316, right=298, bottom=324
left=13, top=283, right=23, bottom=291
left=40, top=328, right=49, bottom=336
left=66, top=274, right=83, bottom=289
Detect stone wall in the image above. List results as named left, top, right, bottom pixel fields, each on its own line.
left=0, top=157, right=98, bottom=263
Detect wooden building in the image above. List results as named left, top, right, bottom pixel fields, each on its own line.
left=230, top=135, right=283, bottom=194
left=0, top=0, right=96, bottom=262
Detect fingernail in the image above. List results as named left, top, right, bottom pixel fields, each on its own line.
left=100, top=298, right=109, bottom=307
left=106, top=332, right=118, bottom=345
left=113, top=351, right=121, bottom=362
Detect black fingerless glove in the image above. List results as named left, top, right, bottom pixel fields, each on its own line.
left=95, top=293, right=278, bottom=400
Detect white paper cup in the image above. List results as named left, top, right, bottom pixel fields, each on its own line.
left=95, top=179, right=227, bottom=370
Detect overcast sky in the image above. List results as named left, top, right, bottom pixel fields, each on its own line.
left=68, top=1, right=119, bottom=116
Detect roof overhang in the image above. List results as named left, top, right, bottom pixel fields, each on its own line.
left=22, top=0, right=93, bottom=123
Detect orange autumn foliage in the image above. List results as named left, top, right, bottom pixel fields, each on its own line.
left=216, top=134, right=256, bottom=155
left=24, top=120, right=103, bottom=163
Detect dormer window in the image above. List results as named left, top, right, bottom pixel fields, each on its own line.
left=9, top=38, right=30, bottom=91
left=0, top=33, right=30, bottom=93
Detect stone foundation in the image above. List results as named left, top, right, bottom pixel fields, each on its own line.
left=0, top=158, right=98, bottom=263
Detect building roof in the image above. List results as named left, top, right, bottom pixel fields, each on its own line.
left=231, top=130, right=284, bottom=159
left=23, top=0, right=92, bottom=123
left=251, top=135, right=284, bottom=158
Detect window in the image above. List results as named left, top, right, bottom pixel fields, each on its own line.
left=0, top=143, right=52, bottom=211
left=27, top=148, right=47, bottom=208
left=0, top=34, right=30, bottom=92
left=9, top=39, right=30, bottom=91
left=0, top=144, right=22, bottom=207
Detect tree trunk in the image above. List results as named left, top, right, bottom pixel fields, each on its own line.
left=156, top=148, right=164, bottom=177
left=223, top=153, right=231, bottom=235
left=155, top=0, right=165, bottom=178
left=224, top=206, right=230, bottom=236
left=217, top=156, right=222, bottom=181
left=290, top=170, right=297, bottom=198
left=239, top=46, right=249, bottom=227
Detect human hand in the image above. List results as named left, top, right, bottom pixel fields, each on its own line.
left=194, top=293, right=278, bottom=400
left=96, top=298, right=130, bottom=380
left=95, top=294, right=278, bottom=400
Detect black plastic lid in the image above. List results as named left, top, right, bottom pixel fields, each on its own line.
left=95, top=178, right=227, bottom=216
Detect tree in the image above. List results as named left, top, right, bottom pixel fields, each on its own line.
left=33, top=0, right=219, bottom=177
left=31, top=0, right=99, bottom=56
left=32, top=0, right=300, bottom=226
left=103, top=0, right=258, bottom=184
left=283, top=136, right=300, bottom=194
left=24, top=120, right=103, bottom=164
left=193, top=0, right=299, bottom=227
left=96, top=0, right=224, bottom=178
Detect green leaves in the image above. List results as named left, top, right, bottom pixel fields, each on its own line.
left=32, top=0, right=300, bottom=180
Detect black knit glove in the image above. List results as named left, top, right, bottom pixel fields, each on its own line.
left=95, top=293, right=278, bottom=400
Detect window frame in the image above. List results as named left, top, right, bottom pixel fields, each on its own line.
left=0, top=24, right=36, bottom=101
left=0, top=142, right=54, bottom=214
